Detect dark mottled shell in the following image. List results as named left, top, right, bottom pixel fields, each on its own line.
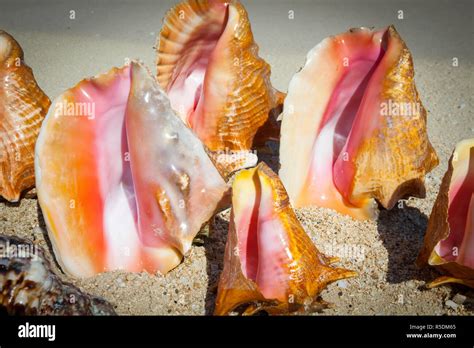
left=0, top=235, right=116, bottom=315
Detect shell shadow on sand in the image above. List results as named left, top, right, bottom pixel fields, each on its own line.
left=203, top=214, right=229, bottom=315
left=0, top=198, right=21, bottom=208
left=254, top=140, right=280, bottom=174
left=376, top=204, right=439, bottom=284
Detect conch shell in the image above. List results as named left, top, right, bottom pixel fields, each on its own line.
left=35, top=62, right=228, bottom=278
left=214, top=162, right=356, bottom=315
left=0, top=234, right=116, bottom=315
left=279, top=26, right=438, bottom=220
left=156, top=0, right=284, bottom=159
left=417, top=139, right=474, bottom=288
left=0, top=30, right=50, bottom=201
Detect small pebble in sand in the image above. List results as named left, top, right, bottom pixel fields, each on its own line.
left=445, top=300, right=459, bottom=310
left=452, top=294, right=466, bottom=305
left=337, top=280, right=348, bottom=289
left=115, top=278, right=126, bottom=288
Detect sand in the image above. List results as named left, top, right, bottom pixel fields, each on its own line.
left=0, top=0, right=473, bottom=315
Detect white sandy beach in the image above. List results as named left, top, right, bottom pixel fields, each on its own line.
left=0, top=0, right=473, bottom=314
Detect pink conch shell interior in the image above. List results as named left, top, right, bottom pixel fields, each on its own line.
left=35, top=62, right=227, bottom=277
left=157, top=0, right=281, bottom=158
left=233, top=168, right=292, bottom=300
left=280, top=27, right=389, bottom=219
left=280, top=26, right=438, bottom=220
left=164, top=1, right=228, bottom=133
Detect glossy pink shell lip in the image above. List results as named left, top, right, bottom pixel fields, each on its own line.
left=307, top=27, right=392, bottom=206
left=233, top=169, right=290, bottom=301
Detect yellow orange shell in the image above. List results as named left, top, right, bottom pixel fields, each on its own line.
left=156, top=0, right=283, bottom=153
left=417, top=139, right=474, bottom=288
left=214, top=163, right=356, bottom=315
left=0, top=31, right=50, bottom=201
left=279, top=26, right=438, bottom=220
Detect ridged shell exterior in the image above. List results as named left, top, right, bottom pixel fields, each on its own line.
left=417, top=139, right=474, bottom=288
left=214, top=163, right=356, bottom=315
left=156, top=0, right=283, bottom=152
left=0, top=31, right=50, bottom=201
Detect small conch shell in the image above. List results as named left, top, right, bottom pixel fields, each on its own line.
left=417, top=139, right=474, bottom=288
left=279, top=25, right=438, bottom=220
left=35, top=62, right=228, bottom=278
left=214, top=162, right=356, bottom=315
left=0, top=30, right=50, bottom=201
left=156, top=0, right=284, bottom=162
